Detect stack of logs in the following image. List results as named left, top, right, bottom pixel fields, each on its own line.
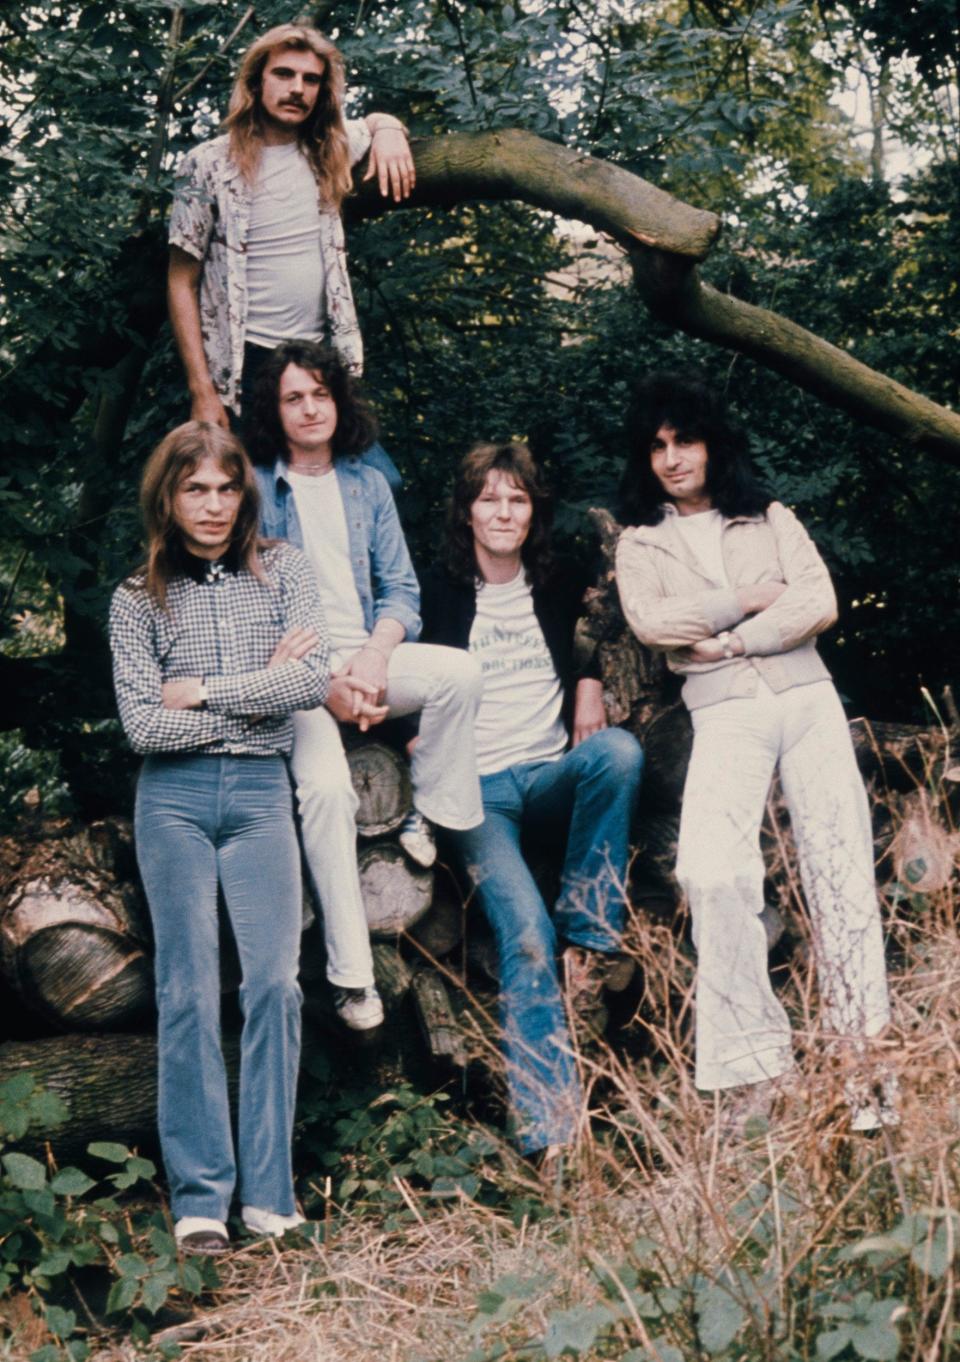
left=1, top=511, right=956, bottom=1155
left=0, top=741, right=484, bottom=1157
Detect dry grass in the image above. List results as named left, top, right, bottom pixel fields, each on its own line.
left=81, top=779, right=960, bottom=1362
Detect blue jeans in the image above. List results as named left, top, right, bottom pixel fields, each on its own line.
left=135, top=755, right=303, bottom=1222
left=454, top=728, right=643, bottom=1153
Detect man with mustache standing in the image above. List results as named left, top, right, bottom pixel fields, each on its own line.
left=167, top=22, right=412, bottom=487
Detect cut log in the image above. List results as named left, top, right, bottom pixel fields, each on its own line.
left=405, top=864, right=465, bottom=960
left=0, top=1032, right=173, bottom=1159
left=0, top=819, right=153, bottom=1034
left=359, top=843, right=434, bottom=937
left=346, top=742, right=413, bottom=837
left=410, top=969, right=467, bottom=1066
left=371, top=940, right=416, bottom=1007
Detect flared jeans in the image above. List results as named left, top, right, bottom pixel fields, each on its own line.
left=135, top=754, right=303, bottom=1222
left=676, top=679, right=891, bottom=1090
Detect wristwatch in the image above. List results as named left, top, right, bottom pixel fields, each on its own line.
left=717, top=631, right=736, bottom=660
left=197, top=679, right=208, bottom=711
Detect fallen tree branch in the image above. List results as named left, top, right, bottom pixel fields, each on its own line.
left=349, top=129, right=960, bottom=463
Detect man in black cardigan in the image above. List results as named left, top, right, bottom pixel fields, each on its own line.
left=420, top=442, right=644, bottom=1160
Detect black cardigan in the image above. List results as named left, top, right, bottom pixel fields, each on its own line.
left=419, top=561, right=599, bottom=735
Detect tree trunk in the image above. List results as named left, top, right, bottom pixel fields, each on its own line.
left=0, top=1032, right=176, bottom=1160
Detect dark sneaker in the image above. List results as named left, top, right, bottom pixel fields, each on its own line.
left=175, top=1217, right=229, bottom=1255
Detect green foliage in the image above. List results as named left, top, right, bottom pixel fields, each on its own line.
left=0, top=731, right=73, bottom=831
left=457, top=1190, right=950, bottom=1361
left=0, top=1072, right=215, bottom=1359
left=0, top=0, right=957, bottom=815
left=296, top=1053, right=500, bottom=1224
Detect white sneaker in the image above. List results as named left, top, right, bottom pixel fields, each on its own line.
left=333, top=985, right=385, bottom=1030
left=241, top=1205, right=306, bottom=1237
left=398, top=812, right=437, bottom=868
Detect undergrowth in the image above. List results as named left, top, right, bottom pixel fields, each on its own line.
left=0, top=762, right=956, bottom=1362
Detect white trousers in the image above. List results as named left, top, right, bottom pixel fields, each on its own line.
left=676, top=679, right=890, bottom=1090
left=291, top=642, right=484, bottom=988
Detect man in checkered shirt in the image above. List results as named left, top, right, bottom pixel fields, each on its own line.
left=110, top=420, right=346, bottom=1255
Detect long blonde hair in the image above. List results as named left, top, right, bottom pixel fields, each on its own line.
left=222, top=24, right=353, bottom=206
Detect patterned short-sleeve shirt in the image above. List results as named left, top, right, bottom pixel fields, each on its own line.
left=168, top=120, right=372, bottom=413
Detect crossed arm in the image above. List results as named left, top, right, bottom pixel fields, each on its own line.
left=615, top=504, right=837, bottom=662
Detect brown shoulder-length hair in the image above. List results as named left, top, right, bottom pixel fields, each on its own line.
left=446, top=442, right=553, bottom=587
left=222, top=24, right=352, bottom=205
left=139, top=422, right=264, bottom=608
left=246, top=341, right=379, bottom=467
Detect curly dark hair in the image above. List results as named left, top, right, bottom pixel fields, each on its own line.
left=446, top=442, right=553, bottom=586
left=618, top=371, right=771, bottom=526
left=246, top=341, right=379, bottom=467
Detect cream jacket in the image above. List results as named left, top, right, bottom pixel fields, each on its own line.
left=615, top=501, right=837, bottom=710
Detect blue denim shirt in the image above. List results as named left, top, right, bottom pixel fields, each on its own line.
left=255, top=456, right=421, bottom=641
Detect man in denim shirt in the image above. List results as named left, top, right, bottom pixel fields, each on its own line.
left=250, top=341, right=483, bottom=1029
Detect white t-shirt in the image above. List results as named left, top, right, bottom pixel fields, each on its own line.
left=469, top=570, right=567, bottom=776
left=672, top=507, right=729, bottom=585
left=246, top=144, right=325, bottom=348
left=287, top=468, right=368, bottom=667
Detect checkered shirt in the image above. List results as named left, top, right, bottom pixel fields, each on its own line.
left=110, top=541, right=330, bottom=756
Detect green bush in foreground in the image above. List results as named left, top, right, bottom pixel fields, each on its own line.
left=0, top=1073, right=216, bottom=1360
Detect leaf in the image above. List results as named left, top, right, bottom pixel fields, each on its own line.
left=36, top=1251, right=72, bottom=1277
left=22, top=1186, right=56, bottom=1218
left=2, top=1152, right=47, bottom=1191
left=141, top=1273, right=173, bottom=1314
left=31, top=1090, right=69, bottom=1132
left=124, top=1155, right=156, bottom=1180
left=87, top=1141, right=131, bottom=1164
left=816, top=1329, right=852, bottom=1360
left=843, top=1298, right=905, bottom=1362
left=431, top=1174, right=480, bottom=1198
left=541, top=1305, right=613, bottom=1358
left=179, top=1259, right=204, bottom=1294
left=848, top=1318, right=901, bottom=1361
left=696, top=1282, right=747, bottom=1354
left=116, top=1251, right=149, bottom=1278
left=909, top=1223, right=953, bottom=1279
left=630, top=1236, right=658, bottom=1261
left=43, top=1304, right=77, bottom=1340
left=105, top=1274, right=139, bottom=1314
left=50, top=1168, right=96, bottom=1197
left=646, top=1342, right=685, bottom=1362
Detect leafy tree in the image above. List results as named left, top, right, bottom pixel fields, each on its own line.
left=0, top=0, right=956, bottom=821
